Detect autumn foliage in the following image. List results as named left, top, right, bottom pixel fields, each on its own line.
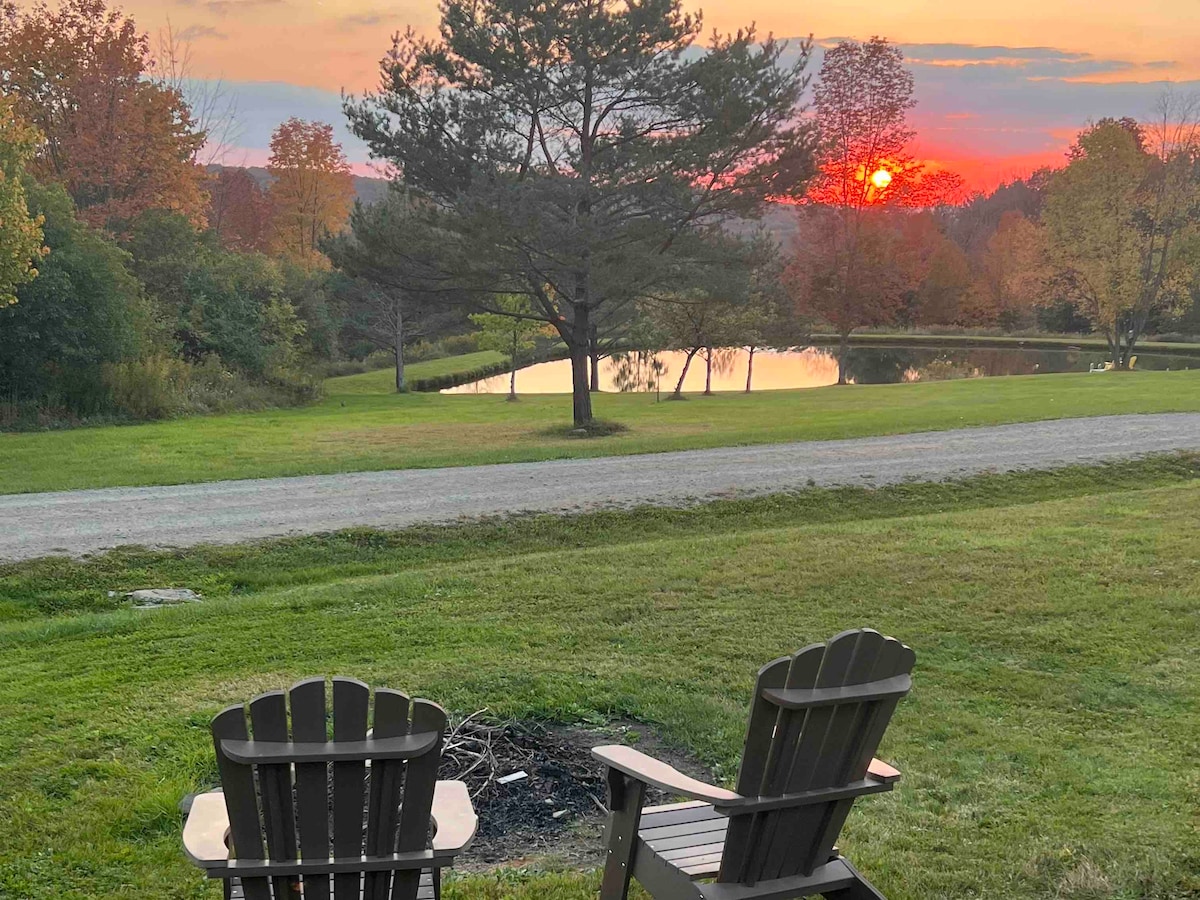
left=208, top=168, right=272, bottom=252
left=962, top=211, right=1048, bottom=326
left=0, top=0, right=206, bottom=228
left=0, top=95, right=47, bottom=306
left=267, top=118, right=354, bottom=263
left=806, top=38, right=917, bottom=210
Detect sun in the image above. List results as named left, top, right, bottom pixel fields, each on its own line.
left=870, top=168, right=893, bottom=189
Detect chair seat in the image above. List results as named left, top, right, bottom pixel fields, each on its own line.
left=638, top=801, right=730, bottom=879
left=228, top=871, right=436, bottom=899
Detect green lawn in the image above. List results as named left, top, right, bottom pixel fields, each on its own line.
left=1, top=459, right=1198, bottom=898
left=5, top=356, right=1200, bottom=494
left=817, top=332, right=1200, bottom=355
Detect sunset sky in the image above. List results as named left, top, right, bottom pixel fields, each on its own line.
left=70, top=0, right=1200, bottom=189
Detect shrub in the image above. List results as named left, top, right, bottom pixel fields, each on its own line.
left=323, top=349, right=394, bottom=378
left=103, top=354, right=324, bottom=422
left=0, top=181, right=148, bottom=405
left=103, top=354, right=193, bottom=420
left=407, top=333, right=479, bottom=363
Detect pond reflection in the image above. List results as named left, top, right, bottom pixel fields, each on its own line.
left=442, top=345, right=1196, bottom=394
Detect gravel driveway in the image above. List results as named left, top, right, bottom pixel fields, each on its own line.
left=4, top=413, right=1200, bottom=562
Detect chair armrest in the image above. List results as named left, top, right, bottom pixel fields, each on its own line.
left=592, top=745, right=744, bottom=806
left=182, top=791, right=231, bottom=868
left=184, top=784, right=478, bottom=861
left=867, top=758, right=901, bottom=784
left=431, top=780, right=478, bottom=852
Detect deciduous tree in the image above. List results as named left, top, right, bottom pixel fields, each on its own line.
left=786, top=206, right=920, bottom=383
left=735, top=293, right=782, bottom=393
left=153, top=22, right=239, bottom=167
left=324, top=191, right=461, bottom=391
left=0, top=179, right=146, bottom=405
left=344, top=0, right=816, bottom=426
left=267, top=119, right=354, bottom=263
left=1043, top=113, right=1199, bottom=365
left=0, top=97, right=46, bottom=305
left=648, top=292, right=741, bottom=398
left=470, top=295, right=547, bottom=400
left=207, top=168, right=271, bottom=252
left=914, top=235, right=971, bottom=325
left=963, top=210, right=1047, bottom=328
left=0, top=0, right=207, bottom=228
left=807, top=37, right=918, bottom=210
left=122, top=208, right=303, bottom=377
left=792, top=37, right=921, bottom=381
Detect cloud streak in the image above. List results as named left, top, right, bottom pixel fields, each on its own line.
left=336, top=11, right=401, bottom=32
left=175, top=0, right=286, bottom=17
left=189, top=39, right=1200, bottom=190
left=175, top=24, right=227, bottom=42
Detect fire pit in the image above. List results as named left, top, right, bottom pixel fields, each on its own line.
left=437, top=715, right=716, bottom=867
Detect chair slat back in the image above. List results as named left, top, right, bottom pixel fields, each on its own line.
left=211, top=677, right=447, bottom=900
left=718, top=629, right=914, bottom=885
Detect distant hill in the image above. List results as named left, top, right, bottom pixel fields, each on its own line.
left=208, top=164, right=798, bottom=241
left=755, top=203, right=800, bottom=246
left=207, top=165, right=391, bottom=206
left=724, top=202, right=800, bottom=246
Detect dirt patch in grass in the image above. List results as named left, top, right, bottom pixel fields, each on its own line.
left=538, top=420, right=630, bottom=440
left=311, top=423, right=536, bottom=451
left=439, top=718, right=717, bottom=870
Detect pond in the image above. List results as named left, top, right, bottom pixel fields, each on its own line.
left=442, top=345, right=1198, bottom=394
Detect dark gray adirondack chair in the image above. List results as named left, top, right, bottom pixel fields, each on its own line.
left=593, top=628, right=914, bottom=900
left=182, top=677, right=477, bottom=900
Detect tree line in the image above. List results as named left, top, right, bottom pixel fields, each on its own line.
left=332, top=1, right=1199, bottom=424
left=1, top=0, right=1197, bottom=431
left=0, top=0, right=400, bottom=427
left=786, top=39, right=1200, bottom=378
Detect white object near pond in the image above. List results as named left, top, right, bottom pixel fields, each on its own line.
left=497, top=770, right=529, bottom=785
left=127, top=588, right=202, bottom=609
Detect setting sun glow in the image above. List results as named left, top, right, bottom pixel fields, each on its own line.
left=870, top=168, right=893, bottom=189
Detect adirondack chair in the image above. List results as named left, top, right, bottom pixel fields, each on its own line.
left=593, top=628, right=915, bottom=900
left=182, top=677, right=478, bottom=900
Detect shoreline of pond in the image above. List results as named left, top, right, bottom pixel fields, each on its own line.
left=443, top=342, right=1200, bottom=395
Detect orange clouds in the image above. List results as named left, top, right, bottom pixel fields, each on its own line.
left=80, top=0, right=1200, bottom=91
left=17, top=0, right=1193, bottom=190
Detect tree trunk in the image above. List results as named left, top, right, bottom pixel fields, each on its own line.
left=704, top=347, right=713, bottom=395
left=1122, top=334, right=1138, bottom=369
left=1121, top=312, right=1147, bottom=370
left=672, top=348, right=699, bottom=398
left=589, top=325, right=601, bottom=392
left=745, top=346, right=755, bottom=393
left=393, top=300, right=406, bottom=393
left=837, top=331, right=850, bottom=385
left=508, top=330, right=518, bottom=400
left=1105, top=325, right=1122, bottom=370
left=569, top=305, right=593, bottom=426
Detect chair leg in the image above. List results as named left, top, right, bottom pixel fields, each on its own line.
left=598, top=769, right=647, bottom=900
left=822, top=859, right=888, bottom=900
left=432, top=867, right=442, bottom=900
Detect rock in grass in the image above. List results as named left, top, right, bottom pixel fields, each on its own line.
left=126, top=588, right=202, bottom=609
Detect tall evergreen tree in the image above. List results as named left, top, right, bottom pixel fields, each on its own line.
left=345, top=0, right=815, bottom=425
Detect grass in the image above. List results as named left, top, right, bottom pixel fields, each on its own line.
left=814, top=331, right=1200, bottom=355
left=1, top=457, right=1199, bottom=898
left=338, top=351, right=509, bottom=393
left=5, top=351, right=1200, bottom=493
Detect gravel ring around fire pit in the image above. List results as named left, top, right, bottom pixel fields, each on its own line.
left=437, top=718, right=719, bottom=869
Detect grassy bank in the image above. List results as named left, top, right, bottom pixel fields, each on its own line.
left=811, top=331, right=1200, bottom=356
left=1, top=460, right=1198, bottom=898
left=5, top=363, right=1200, bottom=494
